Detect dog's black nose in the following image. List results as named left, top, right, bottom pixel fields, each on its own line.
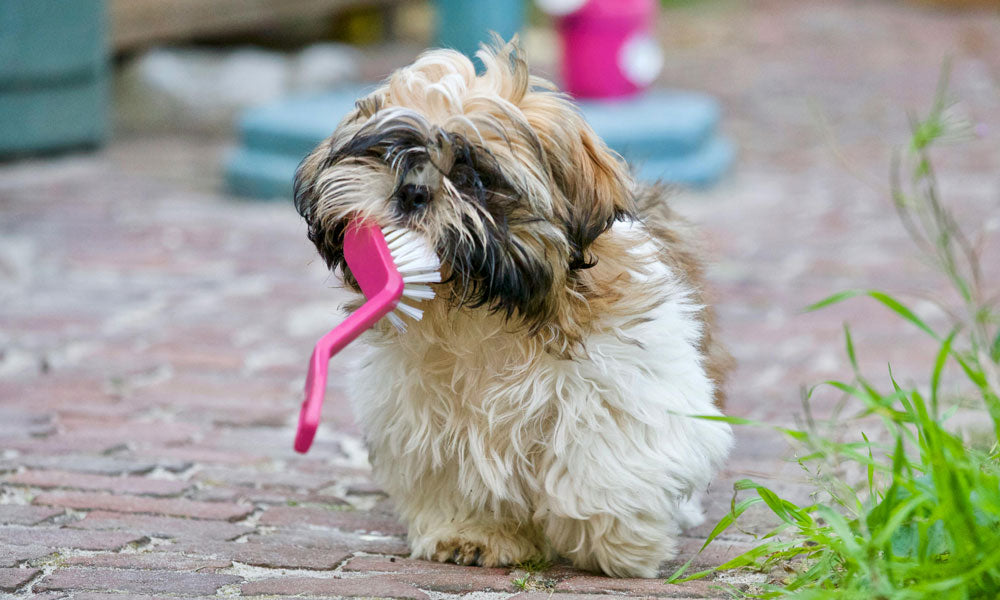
left=396, top=184, right=430, bottom=214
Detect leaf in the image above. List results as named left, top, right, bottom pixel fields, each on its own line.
left=700, top=496, right=763, bottom=552
left=867, top=291, right=940, bottom=340
left=665, top=557, right=694, bottom=583
left=931, top=329, right=958, bottom=418
left=862, top=432, right=875, bottom=497
left=805, top=289, right=940, bottom=340
left=815, top=505, right=862, bottom=557
left=806, top=290, right=866, bottom=312
left=844, top=324, right=859, bottom=371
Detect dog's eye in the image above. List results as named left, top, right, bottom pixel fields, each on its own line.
left=450, top=164, right=482, bottom=193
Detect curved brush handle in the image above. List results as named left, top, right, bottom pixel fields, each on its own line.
left=294, top=221, right=404, bottom=454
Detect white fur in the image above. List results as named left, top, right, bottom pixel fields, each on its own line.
left=347, top=221, right=732, bottom=578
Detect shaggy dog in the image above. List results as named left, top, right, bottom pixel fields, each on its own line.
left=293, top=39, right=733, bottom=578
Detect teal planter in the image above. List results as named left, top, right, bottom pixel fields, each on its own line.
left=225, top=86, right=733, bottom=199
left=434, top=0, right=524, bottom=59
left=0, top=0, right=108, bottom=157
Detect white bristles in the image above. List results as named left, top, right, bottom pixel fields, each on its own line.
left=402, top=272, right=442, bottom=284
left=402, top=284, right=435, bottom=300
left=385, top=311, right=407, bottom=332
left=395, top=301, right=424, bottom=321
left=381, top=225, right=442, bottom=332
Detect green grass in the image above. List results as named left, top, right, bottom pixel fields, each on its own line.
left=512, top=573, right=531, bottom=590
left=670, top=69, right=1000, bottom=598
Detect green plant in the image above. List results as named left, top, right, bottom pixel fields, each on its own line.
left=512, top=573, right=531, bottom=590
left=670, top=70, right=1000, bottom=598
left=515, top=555, right=554, bottom=573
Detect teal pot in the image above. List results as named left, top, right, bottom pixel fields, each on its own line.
left=0, top=0, right=108, bottom=156
left=434, top=0, right=524, bottom=60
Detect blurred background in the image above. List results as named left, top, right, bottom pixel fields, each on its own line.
left=2, top=1, right=1000, bottom=439
left=1, top=2, right=1000, bottom=595
left=3, top=0, right=999, bottom=193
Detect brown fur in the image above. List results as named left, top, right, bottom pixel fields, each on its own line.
left=293, top=38, right=730, bottom=403
left=292, top=38, right=734, bottom=577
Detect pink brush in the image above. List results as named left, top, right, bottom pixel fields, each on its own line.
left=294, top=220, right=441, bottom=453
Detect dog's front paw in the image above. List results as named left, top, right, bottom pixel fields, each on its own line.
left=414, top=526, right=546, bottom=568
left=432, top=538, right=489, bottom=566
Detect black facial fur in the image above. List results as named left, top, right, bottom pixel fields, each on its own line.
left=564, top=207, right=633, bottom=271
left=546, top=157, right=636, bottom=272
left=438, top=217, right=555, bottom=330
left=294, top=121, right=557, bottom=328
left=437, top=138, right=555, bottom=328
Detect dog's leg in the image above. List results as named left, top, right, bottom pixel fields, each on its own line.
left=538, top=508, right=678, bottom=578
left=534, top=403, right=731, bottom=578
left=410, top=513, right=548, bottom=568
left=390, top=469, right=548, bottom=568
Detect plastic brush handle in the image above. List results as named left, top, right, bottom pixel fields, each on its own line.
left=294, top=221, right=404, bottom=454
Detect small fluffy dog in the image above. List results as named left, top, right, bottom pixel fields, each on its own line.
left=293, top=39, right=733, bottom=578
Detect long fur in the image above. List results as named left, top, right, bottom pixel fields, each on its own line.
left=293, top=38, right=733, bottom=578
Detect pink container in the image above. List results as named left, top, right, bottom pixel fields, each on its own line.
left=557, top=0, right=660, bottom=99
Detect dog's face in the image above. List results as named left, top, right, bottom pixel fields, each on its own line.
left=294, top=40, right=635, bottom=332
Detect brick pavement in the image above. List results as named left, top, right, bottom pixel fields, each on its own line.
left=2, top=1, right=999, bottom=598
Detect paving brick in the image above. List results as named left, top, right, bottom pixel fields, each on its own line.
left=260, top=505, right=405, bottom=535
left=343, top=555, right=508, bottom=577
left=0, top=527, right=144, bottom=551
left=67, top=510, right=252, bottom=542
left=0, top=505, right=63, bottom=526
left=33, top=491, right=253, bottom=521
left=249, top=529, right=410, bottom=555
left=668, top=536, right=761, bottom=571
left=402, top=569, right=518, bottom=593
left=343, top=557, right=520, bottom=594
left=23, top=593, right=66, bottom=600
left=172, top=540, right=351, bottom=570
left=187, top=485, right=349, bottom=507
left=0, top=567, right=39, bottom=593
left=15, top=455, right=190, bottom=476
left=193, top=466, right=335, bottom=490
left=512, top=595, right=626, bottom=600
left=0, top=545, right=56, bottom=568
left=346, top=479, right=386, bottom=496
left=34, top=567, right=241, bottom=595
left=128, top=446, right=267, bottom=466
left=242, top=575, right=428, bottom=599
left=5, top=469, right=190, bottom=497
left=54, top=421, right=202, bottom=446
left=191, top=406, right=291, bottom=427
left=2, top=436, right=128, bottom=455
left=62, top=552, right=231, bottom=572
left=0, top=408, right=55, bottom=436
left=71, top=595, right=216, bottom=600
left=556, top=574, right=721, bottom=598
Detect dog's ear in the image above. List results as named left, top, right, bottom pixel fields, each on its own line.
left=553, top=123, right=634, bottom=270
left=521, top=96, right=635, bottom=271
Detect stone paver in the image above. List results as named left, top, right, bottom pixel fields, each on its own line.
left=0, top=527, right=146, bottom=551
left=66, top=510, right=253, bottom=541
left=32, top=491, right=254, bottom=521
left=6, top=469, right=191, bottom=496
left=0, top=546, right=55, bottom=569
left=1, top=1, right=998, bottom=598
left=241, top=575, right=430, bottom=599
left=0, top=505, right=62, bottom=526
left=34, top=568, right=240, bottom=595
left=0, top=567, right=39, bottom=593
